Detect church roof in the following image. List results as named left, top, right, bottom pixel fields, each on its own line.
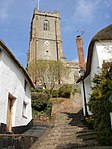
left=77, top=24, right=112, bottom=83
left=0, top=40, right=34, bottom=88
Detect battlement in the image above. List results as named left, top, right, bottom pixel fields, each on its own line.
left=66, top=61, right=79, bottom=68
left=34, top=9, right=60, bottom=18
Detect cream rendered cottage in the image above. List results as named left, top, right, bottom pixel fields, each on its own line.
left=0, top=40, right=34, bottom=134
left=77, top=24, right=112, bottom=116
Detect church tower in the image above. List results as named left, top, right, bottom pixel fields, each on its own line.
left=27, top=9, right=64, bottom=64
left=27, top=9, right=79, bottom=86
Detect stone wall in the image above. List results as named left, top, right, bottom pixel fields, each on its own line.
left=51, top=93, right=82, bottom=116
left=0, top=134, right=38, bottom=149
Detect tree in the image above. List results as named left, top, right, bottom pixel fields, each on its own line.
left=28, top=60, right=68, bottom=90
left=88, top=61, right=112, bottom=145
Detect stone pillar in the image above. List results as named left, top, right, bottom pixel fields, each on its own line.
left=76, top=36, right=85, bottom=68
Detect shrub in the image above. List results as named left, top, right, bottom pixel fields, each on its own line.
left=58, top=85, right=72, bottom=98
left=51, top=90, right=58, bottom=98
left=88, top=62, right=112, bottom=145
left=31, top=88, right=44, bottom=92
left=43, top=101, right=52, bottom=118
left=72, top=87, right=81, bottom=95
left=84, top=116, right=94, bottom=129
left=31, top=92, right=49, bottom=111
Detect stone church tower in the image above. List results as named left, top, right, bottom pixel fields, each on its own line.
left=27, top=9, right=65, bottom=63
left=27, top=9, right=79, bottom=86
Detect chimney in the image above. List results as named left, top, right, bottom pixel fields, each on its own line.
left=76, top=35, right=85, bottom=68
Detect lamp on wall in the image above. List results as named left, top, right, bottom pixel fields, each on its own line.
left=79, top=68, right=88, bottom=117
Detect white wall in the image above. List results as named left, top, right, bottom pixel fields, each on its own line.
left=90, top=43, right=100, bottom=83
left=90, top=41, right=112, bottom=87
left=81, top=40, right=112, bottom=116
left=80, top=75, right=92, bottom=116
left=0, top=48, right=32, bottom=127
left=96, top=41, right=112, bottom=66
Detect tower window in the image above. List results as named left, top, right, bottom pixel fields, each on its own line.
left=43, top=20, right=50, bottom=31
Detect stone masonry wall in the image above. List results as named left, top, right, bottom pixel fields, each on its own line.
left=0, top=134, right=38, bottom=149
left=51, top=93, right=82, bottom=116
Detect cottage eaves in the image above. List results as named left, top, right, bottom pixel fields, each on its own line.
left=77, top=24, right=112, bottom=83
left=0, top=40, right=34, bottom=88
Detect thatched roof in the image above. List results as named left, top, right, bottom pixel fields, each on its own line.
left=77, top=24, right=112, bottom=83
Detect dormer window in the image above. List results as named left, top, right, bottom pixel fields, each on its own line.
left=43, top=20, right=50, bottom=31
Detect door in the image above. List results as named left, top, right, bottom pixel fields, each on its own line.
left=7, top=93, right=15, bottom=132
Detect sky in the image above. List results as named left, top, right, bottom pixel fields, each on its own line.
left=0, top=0, right=112, bottom=67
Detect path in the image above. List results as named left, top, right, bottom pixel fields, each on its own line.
left=30, top=96, right=112, bottom=149
left=30, top=107, right=106, bottom=149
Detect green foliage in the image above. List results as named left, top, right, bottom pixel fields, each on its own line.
left=84, top=116, right=94, bottom=129
left=31, top=92, right=49, bottom=111
left=88, top=61, right=112, bottom=145
left=72, top=87, right=81, bottom=95
left=32, top=110, right=41, bottom=118
left=31, top=88, right=44, bottom=92
left=49, top=98, right=64, bottom=104
left=51, top=90, right=58, bottom=98
left=31, top=90, right=53, bottom=119
left=43, top=101, right=52, bottom=118
left=58, top=85, right=72, bottom=98
left=28, top=60, right=68, bottom=90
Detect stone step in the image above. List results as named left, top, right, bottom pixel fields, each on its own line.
left=25, top=133, right=44, bottom=137
left=47, top=134, right=61, bottom=138
left=62, top=125, right=78, bottom=129
left=79, top=134, right=97, bottom=141
left=80, top=146, right=112, bottom=149
left=61, top=132, right=75, bottom=136
left=59, top=138, right=77, bottom=144
left=33, top=124, right=52, bottom=127
left=38, top=141, right=59, bottom=147
left=55, top=144, right=87, bottom=149
left=60, top=130, right=76, bottom=134
left=83, top=139, right=98, bottom=146
left=76, top=129, right=94, bottom=134
left=31, top=127, right=47, bottom=130
left=38, top=144, right=57, bottom=149
left=77, top=123, right=88, bottom=127
left=54, top=124, right=69, bottom=127
left=25, top=129, right=45, bottom=133
left=56, top=139, right=98, bottom=149
left=55, top=143, right=97, bottom=149
left=40, top=137, right=76, bottom=145
left=76, top=131, right=95, bottom=137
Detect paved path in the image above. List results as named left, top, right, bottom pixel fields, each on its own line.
left=30, top=107, right=110, bottom=149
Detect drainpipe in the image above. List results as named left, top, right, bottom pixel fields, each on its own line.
left=82, top=76, right=88, bottom=116
left=76, top=36, right=88, bottom=117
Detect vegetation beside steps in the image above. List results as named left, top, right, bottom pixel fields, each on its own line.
left=88, top=61, right=112, bottom=145
left=31, top=84, right=80, bottom=124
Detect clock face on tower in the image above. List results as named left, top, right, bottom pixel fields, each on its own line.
left=44, top=40, right=50, bottom=46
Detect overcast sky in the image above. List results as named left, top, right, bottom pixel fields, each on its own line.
left=0, top=0, right=111, bottom=67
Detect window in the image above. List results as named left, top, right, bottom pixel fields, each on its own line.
left=43, top=20, right=50, bottom=31
left=22, top=101, right=27, bottom=118
left=24, top=80, right=27, bottom=92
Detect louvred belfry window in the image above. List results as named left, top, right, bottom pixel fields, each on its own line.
left=43, top=20, right=50, bottom=31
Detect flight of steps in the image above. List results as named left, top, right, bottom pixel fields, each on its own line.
left=24, top=123, right=52, bottom=138
left=30, top=109, right=101, bottom=149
